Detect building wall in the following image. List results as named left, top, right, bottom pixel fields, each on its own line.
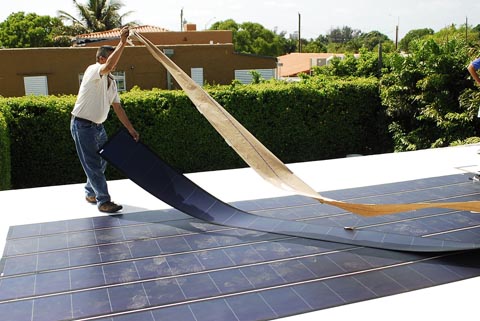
left=0, top=44, right=277, bottom=97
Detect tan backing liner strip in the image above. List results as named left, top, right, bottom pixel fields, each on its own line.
left=129, top=31, right=480, bottom=216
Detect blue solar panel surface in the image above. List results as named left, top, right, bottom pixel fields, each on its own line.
left=1, top=173, right=480, bottom=321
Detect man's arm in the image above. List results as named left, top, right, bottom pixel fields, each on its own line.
left=100, top=26, right=130, bottom=75
left=468, top=63, right=480, bottom=85
left=112, top=102, right=140, bottom=141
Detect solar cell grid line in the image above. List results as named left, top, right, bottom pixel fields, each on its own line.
left=319, top=173, right=478, bottom=200
left=0, top=230, right=294, bottom=278
left=97, top=129, right=480, bottom=252
left=4, top=196, right=354, bottom=251
left=0, top=245, right=370, bottom=304
left=0, top=228, right=356, bottom=279
left=328, top=209, right=463, bottom=231
left=1, top=233, right=354, bottom=277
left=204, top=177, right=480, bottom=238
left=0, top=211, right=434, bottom=276
left=423, top=224, right=480, bottom=238
left=0, top=245, right=465, bottom=313
left=336, top=183, right=480, bottom=204
left=4, top=217, right=267, bottom=258
left=2, top=248, right=476, bottom=321
left=0, top=245, right=360, bottom=303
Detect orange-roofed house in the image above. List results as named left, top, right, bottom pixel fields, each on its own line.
left=0, top=25, right=277, bottom=97
left=277, top=52, right=354, bottom=78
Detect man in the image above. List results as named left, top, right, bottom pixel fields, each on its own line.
left=71, top=26, right=139, bottom=213
left=468, top=58, right=480, bottom=87
left=467, top=58, right=480, bottom=181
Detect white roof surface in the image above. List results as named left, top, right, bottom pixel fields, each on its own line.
left=1, top=143, right=480, bottom=321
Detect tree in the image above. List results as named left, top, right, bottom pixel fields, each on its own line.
left=432, top=24, right=480, bottom=46
left=210, top=19, right=288, bottom=56
left=282, top=37, right=298, bottom=54
left=57, top=0, right=134, bottom=33
left=327, top=26, right=362, bottom=44
left=302, top=35, right=328, bottom=53
left=398, top=28, right=434, bottom=52
left=380, top=38, right=475, bottom=151
left=0, top=12, right=66, bottom=48
left=324, top=27, right=391, bottom=53
left=359, top=31, right=392, bottom=51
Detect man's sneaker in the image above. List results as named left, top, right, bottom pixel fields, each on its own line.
left=85, top=195, right=97, bottom=204
left=98, top=201, right=123, bottom=213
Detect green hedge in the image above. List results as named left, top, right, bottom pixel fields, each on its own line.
left=0, top=107, right=11, bottom=190
left=0, top=78, right=392, bottom=189
left=1, top=96, right=81, bottom=188
left=208, top=78, right=391, bottom=163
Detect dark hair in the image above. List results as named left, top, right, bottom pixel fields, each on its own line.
left=96, top=45, right=115, bottom=61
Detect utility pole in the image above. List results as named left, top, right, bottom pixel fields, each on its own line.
left=466, top=16, right=468, bottom=42
left=395, top=24, right=399, bottom=50
left=395, top=17, right=399, bottom=51
left=298, top=12, right=302, bottom=53
left=180, top=8, right=184, bottom=31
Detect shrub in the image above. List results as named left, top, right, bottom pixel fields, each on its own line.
left=1, top=79, right=391, bottom=189
left=0, top=107, right=11, bottom=190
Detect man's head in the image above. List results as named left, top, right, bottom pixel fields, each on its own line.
left=96, top=45, right=115, bottom=63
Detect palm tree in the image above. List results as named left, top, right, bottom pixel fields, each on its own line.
left=57, top=0, right=135, bottom=33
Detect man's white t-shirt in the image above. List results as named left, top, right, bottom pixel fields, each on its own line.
left=71, top=63, right=120, bottom=124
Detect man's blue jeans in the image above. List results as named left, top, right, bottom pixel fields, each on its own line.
left=70, top=117, right=110, bottom=206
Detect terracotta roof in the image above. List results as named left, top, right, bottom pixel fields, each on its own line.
left=76, top=25, right=169, bottom=40
left=277, top=52, right=346, bottom=77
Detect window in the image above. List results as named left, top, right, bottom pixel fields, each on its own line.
left=191, top=68, right=204, bottom=86
left=78, top=71, right=126, bottom=92
left=111, top=71, right=126, bottom=91
left=24, top=76, right=48, bottom=96
left=234, top=69, right=275, bottom=84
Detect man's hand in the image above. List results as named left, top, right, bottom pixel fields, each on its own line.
left=120, top=26, right=129, bottom=43
left=129, top=128, right=140, bottom=142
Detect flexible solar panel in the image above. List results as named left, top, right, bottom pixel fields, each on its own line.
left=2, top=131, right=480, bottom=321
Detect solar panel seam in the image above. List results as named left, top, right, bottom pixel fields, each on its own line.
left=26, top=252, right=455, bottom=321
left=4, top=203, right=343, bottom=243
left=244, top=181, right=478, bottom=217
left=0, top=232, right=356, bottom=279
left=259, top=208, right=469, bottom=232
left=335, top=209, right=464, bottom=230
left=320, top=181, right=478, bottom=202
left=3, top=225, right=259, bottom=258
left=2, top=210, right=357, bottom=257
left=1, top=235, right=301, bottom=278
left=422, top=224, right=480, bottom=237
left=0, top=247, right=366, bottom=303
left=5, top=216, right=223, bottom=241
left=0, top=249, right=420, bottom=314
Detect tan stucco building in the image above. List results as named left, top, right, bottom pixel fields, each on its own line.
left=0, top=26, right=277, bottom=97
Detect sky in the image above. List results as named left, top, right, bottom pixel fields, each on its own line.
left=1, top=0, right=479, bottom=41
